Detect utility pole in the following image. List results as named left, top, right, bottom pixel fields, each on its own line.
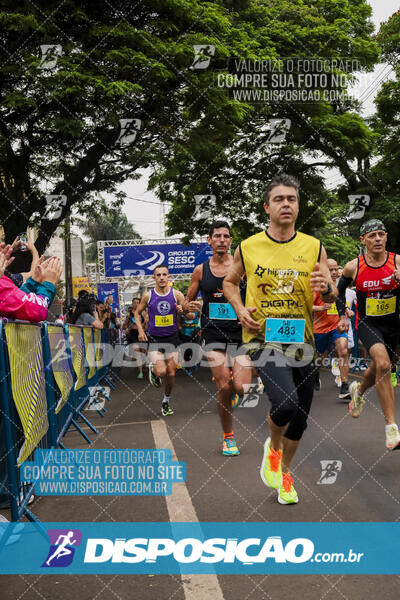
left=159, top=201, right=166, bottom=238
left=64, top=215, right=73, bottom=305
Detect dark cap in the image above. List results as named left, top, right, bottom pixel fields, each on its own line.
left=360, top=219, right=386, bottom=236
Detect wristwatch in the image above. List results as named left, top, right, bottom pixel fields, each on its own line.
left=321, top=282, right=332, bottom=296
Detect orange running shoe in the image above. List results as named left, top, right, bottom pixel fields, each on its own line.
left=260, top=437, right=282, bottom=488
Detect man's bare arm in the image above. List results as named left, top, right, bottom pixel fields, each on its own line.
left=393, top=255, right=400, bottom=284
left=342, top=258, right=357, bottom=280
left=223, top=247, right=260, bottom=333
left=183, top=264, right=202, bottom=312
left=312, top=304, right=332, bottom=312
left=175, top=290, right=186, bottom=314
left=310, top=245, right=337, bottom=302
left=223, top=247, right=244, bottom=313
left=336, top=258, right=357, bottom=331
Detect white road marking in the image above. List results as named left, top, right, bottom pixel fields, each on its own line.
left=71, top=420, right=153, bottom=431
left=151, top=420, right=225, bottom=600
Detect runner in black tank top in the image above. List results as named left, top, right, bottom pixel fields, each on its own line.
left=184, top=221, right=253, bottom=457
left=337, top=219, right=400, bottom=450
left=200, top=259, right=242, bottom=345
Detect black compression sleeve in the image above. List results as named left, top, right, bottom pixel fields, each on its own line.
left=336, top=276, right=353, bottom=316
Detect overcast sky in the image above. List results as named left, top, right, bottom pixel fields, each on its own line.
left=104, top=0, right=399, bottom=241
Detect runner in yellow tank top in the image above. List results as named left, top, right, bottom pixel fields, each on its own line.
left=240, top=229, right=319, bottom=347
left=224, top=174, right=337, bottom=505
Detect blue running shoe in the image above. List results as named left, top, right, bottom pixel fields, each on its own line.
left=222, top=436, right=239, bottom=456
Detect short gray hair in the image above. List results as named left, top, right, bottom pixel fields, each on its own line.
left=264, top=173, right=300, bottom=205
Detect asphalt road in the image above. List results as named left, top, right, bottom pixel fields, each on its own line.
left=1, top=363, right=400, bottom=599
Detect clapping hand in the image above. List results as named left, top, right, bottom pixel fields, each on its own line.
left=0, top=243, right=15, bottom=275
left=40, top=257, right=62, bottom=285
left=0, top=249, right=7, bottom=278
left=10, top=237, right=21, bottom=253
left=32, top=256, right=47, bottom=282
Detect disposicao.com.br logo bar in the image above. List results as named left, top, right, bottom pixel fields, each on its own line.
left=83, top=534, right=363, bottom=568
left=0, top=523, right=399, bottom=574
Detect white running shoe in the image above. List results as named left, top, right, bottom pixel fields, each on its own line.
left=148, top=363, right=161, bottom=388
left=349, top=381, right=365, bottom=418
left=386, top=425, right=400, bottom=451
left=331, top=358, right=340, bottom=377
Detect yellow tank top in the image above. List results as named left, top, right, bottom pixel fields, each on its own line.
left=240, top=230, right=321, bottom=345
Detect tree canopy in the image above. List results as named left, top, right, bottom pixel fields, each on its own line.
left=0, top=0, right=379, bottom=263
left=368, top=10, right=400, bottom=253
left=75, top=199, right=141, bottom=262
left=150, top=0, right=379, bottom=246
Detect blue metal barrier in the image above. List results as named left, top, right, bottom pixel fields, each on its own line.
left=0, top=319, right=114, bottom=522
left=0, top=321, right=50, bottom=522
left=102, top=328, right=118, bottom=388
left=85, top=328, right=117, bottom=410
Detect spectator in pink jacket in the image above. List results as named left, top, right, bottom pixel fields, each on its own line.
left=0, top=244, right=62, bottom=323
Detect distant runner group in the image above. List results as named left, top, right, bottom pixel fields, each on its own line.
left=122, top=174, right=400, bottom=506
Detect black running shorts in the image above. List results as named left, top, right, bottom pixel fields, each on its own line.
left=357, top=320, right=399, bottom=360
left=147, top=332, right=181, bottom=352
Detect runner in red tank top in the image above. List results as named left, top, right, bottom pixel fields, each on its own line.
left=336, top=219, right=400, bottom=451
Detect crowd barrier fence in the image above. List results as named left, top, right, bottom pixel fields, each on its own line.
left=0, top=319, right=114, bottom=522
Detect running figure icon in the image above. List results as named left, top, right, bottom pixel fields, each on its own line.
left=45, top=530, right=78, bottom=566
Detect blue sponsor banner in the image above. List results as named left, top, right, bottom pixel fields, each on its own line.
left=0, top=522, right=399, bottom=574
left=96, top=283, right=120, bottom=316
left=20, top=449, right=185, bottom=496
left=103, top=242, right=213, bottom=277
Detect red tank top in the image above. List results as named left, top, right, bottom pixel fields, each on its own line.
left=355, top=252, right=400, bottom=326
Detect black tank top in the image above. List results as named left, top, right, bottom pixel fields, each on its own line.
left=199, top=259, right=242, bottom=341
